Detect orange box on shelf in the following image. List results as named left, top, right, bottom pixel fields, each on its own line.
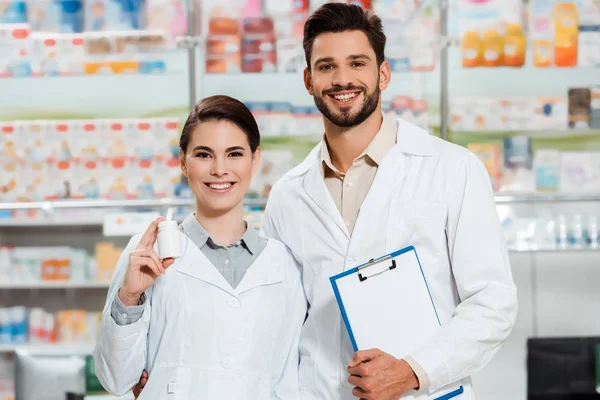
left=96, top=242, right=124, bottom=282
left=554, top=2, right=579, bottom=67
left=467, top=143, right=502, bottom=191
left=84, top=61, right=138, bottom=75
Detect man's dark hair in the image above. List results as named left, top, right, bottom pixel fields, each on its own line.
left=303, top=3, right=386, bottom=70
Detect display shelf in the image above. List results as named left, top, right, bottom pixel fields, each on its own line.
left=494, top=193, right=600, bottom=204
left=0, top=343, right=95, bottom=354
left=450, top=128, right=600, bottom=138
left=0, top=281, right=110, bottom=290
left=0, top=198, right=267, bottom=211
left=508, top=247, right=600, bottom=254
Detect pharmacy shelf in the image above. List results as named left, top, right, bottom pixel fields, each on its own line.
left=0, top=194, right=597, bottom=213
left=494, top=193, right=600, bottom=204
left=0, top=343, right=95, bottom=354
left=508, top=248, right=600, bottom=254
left=450, top=128, right=600, bottom=138
left=0, top=281, right=110, bottom=290
left=0, top=198, right=267, bottom=211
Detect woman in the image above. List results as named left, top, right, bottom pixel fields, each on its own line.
left=94, top=95, right=306, bottom=399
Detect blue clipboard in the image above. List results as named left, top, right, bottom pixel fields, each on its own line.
left=329, top=245, right=464, bottom=400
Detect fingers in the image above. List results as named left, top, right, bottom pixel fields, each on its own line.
left=348, top=361, right=371, bottom=378
left=132, top=370, right=148, bottom=399
left=162, top=257, right=175, bottom=270
left=130, top=250, right=163, bottom=276
left=348, top=348, right=382, bottom=368
left=348, top=375, right=376, bottom=393
left=139, top=217, right=164, bottom=248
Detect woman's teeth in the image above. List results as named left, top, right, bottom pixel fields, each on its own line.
left=333, top=93, right=357, bottom=102
left=208, top=183, right=232, bottom=190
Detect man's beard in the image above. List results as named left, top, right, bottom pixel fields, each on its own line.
left=313, top=83, right=380, bottom=128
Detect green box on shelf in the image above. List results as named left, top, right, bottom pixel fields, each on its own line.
left=85, top=355, right=108, bottom=394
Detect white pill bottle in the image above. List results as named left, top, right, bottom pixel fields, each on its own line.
left=157, top=220, right=182, bottom=259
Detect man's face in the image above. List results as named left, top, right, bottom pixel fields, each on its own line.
left=304, top=30, right=390, bottom=128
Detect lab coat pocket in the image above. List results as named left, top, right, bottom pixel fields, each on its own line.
left=388, top=201, right=448, bottom=267
left=429, top=384, right=465, bottom=400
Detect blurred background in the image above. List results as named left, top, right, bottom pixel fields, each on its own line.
left=0, top=0, right=599, bottom=399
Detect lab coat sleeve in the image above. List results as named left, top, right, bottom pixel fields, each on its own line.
left=408, top=152, right=518, bottom=392
left=271, top=250, right=307, bottom=399
left=94, top=234, right=151, bottom=396
left=261, top=200, right=281, bottom=241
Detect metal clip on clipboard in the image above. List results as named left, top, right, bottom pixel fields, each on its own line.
left=357, top=255, right=397, bottom=282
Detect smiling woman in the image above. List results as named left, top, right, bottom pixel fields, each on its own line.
left=94, top=95, right=306, bottom=399
left=178, top=95, right=262, bottom=219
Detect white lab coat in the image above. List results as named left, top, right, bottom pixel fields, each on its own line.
left=261, top=118, right=518, bottom=400
left=94, top=231, right=306, bottom=400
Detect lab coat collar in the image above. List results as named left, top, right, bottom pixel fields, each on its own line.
left=290, top=118, right=436, bottom=178
left=393, top=118, right=436, bottom=157
left=176, top=237, right=282, bottom=296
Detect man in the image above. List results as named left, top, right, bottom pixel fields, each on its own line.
left=134, top=3, right=517, bottom=399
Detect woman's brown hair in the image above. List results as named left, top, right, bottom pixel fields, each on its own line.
left=180, top=95, right=260, bottom=153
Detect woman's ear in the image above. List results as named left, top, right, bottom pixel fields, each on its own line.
left=251, top=147, right=262, bottom=176
left=179, top=149, right=187, bottom=177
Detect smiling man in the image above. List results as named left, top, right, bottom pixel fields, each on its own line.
left=261, top=3, right=518, bottom=400
left=131, top=3, right=517, bottom=400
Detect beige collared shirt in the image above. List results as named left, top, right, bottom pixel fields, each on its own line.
left=321, top=115, right=431, bottom=391
left=321, top=115, right=397, bottom=235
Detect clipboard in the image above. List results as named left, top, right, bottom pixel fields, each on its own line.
left=330, top=245, right=464, bottom=400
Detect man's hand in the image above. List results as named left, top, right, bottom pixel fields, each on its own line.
left=132, top=370, right=148, bottom=399
left=347, top=349, right=419, bottom=400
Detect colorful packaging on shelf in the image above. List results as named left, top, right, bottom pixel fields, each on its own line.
left=530, top=0, right=555, bottom=68
left=560, top=152, right=596, bottom=192
left=568, top=88, right=592, bottom=129
left=500, top=136, right=535, bottom=192
left=146, top=0, right=187, bottom=43
left=56, top=309, right=87, bottom=343
left=29, top=31, right=86, bottom=76
left=554, top=2, right=579, bottom=68
left=0, top=308, right=11, bottom=344
left=534, top=149, right=561, bottom=192
left=0, top=23, right=32, bottom=78
left=0, top=0, right=26, bottom=23
left=28, top=0, right=84, bottom=33
left=535, top=96, right=569, bottom=130
left=591, top=87, right=600, bottom=129
left=276, top=37, right=304, bottom=72
left=10, top=306, right=28, bottom=344
left=85, top=0, right=145, bottom=31
left=468, top=143, right=502, bottom=191
left=578, top=0, right=600, bottom=67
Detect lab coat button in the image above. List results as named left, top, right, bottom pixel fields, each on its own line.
left=222, top=358, right=234, bottom=368
left=228, top=298, right=240, bottom=308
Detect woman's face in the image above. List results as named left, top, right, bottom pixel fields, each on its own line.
left=180, top=120, right=261, bottom=216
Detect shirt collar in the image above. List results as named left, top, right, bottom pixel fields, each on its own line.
left=180, top=213, right=260, bottom=255
left=321, top=114, right=398, bottom=176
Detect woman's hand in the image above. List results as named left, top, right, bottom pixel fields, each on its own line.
left=119, top=218, right=175, bottom=306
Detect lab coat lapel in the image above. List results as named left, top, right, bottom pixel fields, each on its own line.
left=352, top=145, right=410, bottom=245
left=302, top=158, right=350, bottom=240
left=175, top=237, right=236, bottom=296
left=235, top=242, right=283, bottom=295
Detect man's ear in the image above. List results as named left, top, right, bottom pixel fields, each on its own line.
left=379, top=60, right=391, bottom=91
left=304, top=68, right=314, bottom=96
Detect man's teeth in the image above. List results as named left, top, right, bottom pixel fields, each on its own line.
left=209, top=183, right=232, bottom=190
left=333, top=93, right=357, bottom=102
